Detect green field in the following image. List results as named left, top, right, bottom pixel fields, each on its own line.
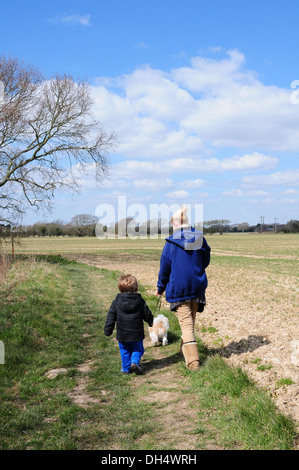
left=4, top=232, right=299, bottom=258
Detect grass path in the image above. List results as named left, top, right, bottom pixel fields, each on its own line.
left=0, top=256, right=297, bottom=450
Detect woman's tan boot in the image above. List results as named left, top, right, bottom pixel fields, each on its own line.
left=181, top=341, right=200, bottom=370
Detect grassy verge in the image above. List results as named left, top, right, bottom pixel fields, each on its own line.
left=0, top=256, right=297, bottom=450
left=0, top=256, right=154, bottom=449
left=187, top=355, right=296, bottom=450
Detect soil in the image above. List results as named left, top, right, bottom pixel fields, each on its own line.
left=68, top=252, right=299, bottom=434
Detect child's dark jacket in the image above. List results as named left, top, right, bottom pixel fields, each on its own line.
left=104, top=293, right=153, bottom=342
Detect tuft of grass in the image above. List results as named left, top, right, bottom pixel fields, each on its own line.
left=257, top=364, right=273, bottom=371
left=201, top=325, right=218, bottom=334
left=276, top=378, right=295, bottom=387
left=251, top=357, right=262, bottom=364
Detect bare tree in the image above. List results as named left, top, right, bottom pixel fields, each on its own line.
left=237, top=222, right=249, bottom=232
left=0, top=56, right=116, bottom=223
left=70, top=213, right=99, bottom=236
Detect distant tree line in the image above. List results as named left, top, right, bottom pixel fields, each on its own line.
left=1, top=215, right=299, bottom=238
left=202, top=219, right=299, bottom=234
left=0, top=214, right=99, bottom=238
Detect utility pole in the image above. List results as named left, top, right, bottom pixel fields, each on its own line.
left=260, top=216, right=264, bottom=233
left=274, top=218, right=278, bottom=234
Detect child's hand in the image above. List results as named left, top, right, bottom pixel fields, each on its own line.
left=156, top=291, right=163, bottom=297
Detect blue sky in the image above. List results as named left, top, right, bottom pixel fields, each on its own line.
left=1, top=0, right=299, bottom=226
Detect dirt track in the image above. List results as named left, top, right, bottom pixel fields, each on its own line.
left=70, top=252, right=299, bottom=429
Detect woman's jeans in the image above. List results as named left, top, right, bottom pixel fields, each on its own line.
left=118, top=340, right=145, bottom=373
left=176, top=302, right=199, bottom=343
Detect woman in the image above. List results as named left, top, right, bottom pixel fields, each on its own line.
left=157, top=206, right=211, bottom=370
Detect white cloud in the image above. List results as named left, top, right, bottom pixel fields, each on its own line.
left=134, top=41, right=150, bottom=50
left=133, top=178, right=173, bottom=192
left=259, top=197, right=298, bottom=205
left=51, top=13, right=91, bottom=26
left=111, top=153, right=277, bottom=180
left=92, top=49, right=299, bottom=156
left=220, top=153, right=277, bottom=171
left=179, top=178, right=205, bottom=188
left=172, top=49, right=253, bottom=95
left=223, top=189, right=244, bottom=197
left=92, top=72, right=201, bottom=159
left=166, top=190, right=190, bottom=199
left=222, top=189, right=269, bottom=197
left=242, top=169, right=299, bottom=186
left=195, top=192, right=209, bottom=199
left=283, top=189, right=299, bottom=195
left=250, top=190, right=269, bottom=196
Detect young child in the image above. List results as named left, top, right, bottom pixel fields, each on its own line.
left=104, top=274, right=153, bottom=375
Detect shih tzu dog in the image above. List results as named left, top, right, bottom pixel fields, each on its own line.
left=149, top=314, right=169, bottom=346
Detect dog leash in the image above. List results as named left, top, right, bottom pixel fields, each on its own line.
left=154, top=295, right=162, bottom=314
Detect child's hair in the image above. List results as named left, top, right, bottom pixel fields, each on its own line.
left=171, top=205, right=189, bottom=226
left=118, top=274, right=138, bottom=293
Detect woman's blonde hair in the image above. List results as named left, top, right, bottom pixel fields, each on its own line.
left=170, top=205, right=189, bottom=226
left=118, top=274, right=138, bottom=293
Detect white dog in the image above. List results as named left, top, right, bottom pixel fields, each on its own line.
left=149, top=314, right=169, bottom=346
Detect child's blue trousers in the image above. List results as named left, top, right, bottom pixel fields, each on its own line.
left=118, top=340, right=145, bottom=373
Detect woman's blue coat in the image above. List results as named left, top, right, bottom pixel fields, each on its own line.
left=157, top=227, right=211, bottom=303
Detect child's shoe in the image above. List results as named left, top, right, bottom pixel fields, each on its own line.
left=130, top=363, right=143, bottom=375
left=121, top=369, right=129, bottom=375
